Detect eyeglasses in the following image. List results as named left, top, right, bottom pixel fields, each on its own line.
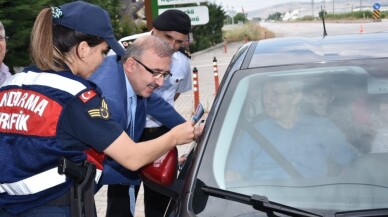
left=132, top=58, right=172, bottom=80
left=0, top=35, right=9, bottom=42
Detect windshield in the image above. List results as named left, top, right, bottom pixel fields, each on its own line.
left=195, top=58, right=388, bottom=216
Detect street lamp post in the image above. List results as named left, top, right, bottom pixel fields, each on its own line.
left=229, top=7, right=235, bottom=25
left=311, top=0, right=314, bottom=17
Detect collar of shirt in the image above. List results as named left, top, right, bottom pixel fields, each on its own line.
left=0, top=63, right=11, bottom=85
left=124, top=71, right=135, bottom=99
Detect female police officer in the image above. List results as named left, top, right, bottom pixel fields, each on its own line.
left=0, top=1, right=194, bottom=216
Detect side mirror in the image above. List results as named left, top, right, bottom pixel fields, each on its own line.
left=139, top=147, right=178, bottom=186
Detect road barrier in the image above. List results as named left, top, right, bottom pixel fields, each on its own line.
left=192, top=67, right=200, bottom=109
left=223, top=39, right=228, bottom=53
left=373, top=9, right=381, bottom=22
left=213, top=57, right=220, bottom=94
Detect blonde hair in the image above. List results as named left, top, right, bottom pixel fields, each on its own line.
left=30, top=8, right=63, bottom=71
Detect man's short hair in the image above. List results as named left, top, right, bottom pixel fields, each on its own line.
left=0, top=21, right=4, bottom=31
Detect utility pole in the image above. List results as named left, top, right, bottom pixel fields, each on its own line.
left=229, top=7, right=235, bottom=25
left=311, top=0, right=314, bottom=17
left=144, top=0, right=154, bottom=31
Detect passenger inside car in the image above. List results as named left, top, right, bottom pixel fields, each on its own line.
left=345, top=86, right=377, bottom=154
left=302, top=77, right=377, bottom=154
left=302, top=79, right=354, bottom=143
left=305, top=80, right=335, bottom=116
left=370, top=94, right=388, bottom=153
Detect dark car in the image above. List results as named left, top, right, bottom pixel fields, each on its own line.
left=142, top=32, right=388, bottom=217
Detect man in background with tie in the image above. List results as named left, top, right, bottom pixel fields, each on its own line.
left=0, top=21, right=12, bottom=85
left=89, top=35, right=188, bottom=217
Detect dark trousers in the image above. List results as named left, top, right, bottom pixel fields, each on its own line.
left=106, top=184, right=140, bottom=217
left=0, top=206, right=71, bottom=217
left=140, top=126, right=171, bottom=217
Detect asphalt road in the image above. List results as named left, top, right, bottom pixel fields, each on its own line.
left=260, top=19, right=388, bottom=37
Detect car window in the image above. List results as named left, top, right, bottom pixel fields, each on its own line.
left=198, top=60, right=388, bottom=215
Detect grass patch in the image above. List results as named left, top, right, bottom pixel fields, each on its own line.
left=298, top=11, right=387, bottom=21
left=223, top=22, right=275, bottom=42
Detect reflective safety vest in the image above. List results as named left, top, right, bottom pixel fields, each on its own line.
left=0, top=69, right=104, bottom=215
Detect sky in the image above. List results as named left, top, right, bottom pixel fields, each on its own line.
left=212, top=0, right=313, bottom=13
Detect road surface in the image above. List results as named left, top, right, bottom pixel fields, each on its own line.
left=260, top=19, right=388, bottom=37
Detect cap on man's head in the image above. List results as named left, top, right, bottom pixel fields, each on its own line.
left=52, top=1, right=125, bottom=56
left=152, top=9, right=191, bottom=35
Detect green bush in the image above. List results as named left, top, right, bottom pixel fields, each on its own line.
left=325, top=11, right=373, bottom=20
left=380, top=11, right=387, bottom=19
left=300, top=16, right=315, bottom=21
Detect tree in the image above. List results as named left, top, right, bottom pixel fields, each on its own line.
left=112, top=0, right=147, bottom=39
left=267, top=12, right=282, bottom=21
left=0, top=0, right=51, bottom=72
left=234, top=12, right=247, bottom=23
left=319, top=10, right=328, bottom=18
left=190, top=2, right=226, bottom=53
left=0, top=0, right=122, bottom=73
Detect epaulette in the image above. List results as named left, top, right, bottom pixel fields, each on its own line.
left=120, top=39, right=134, bottom=49
left=178, top=47, right=191, bottom=59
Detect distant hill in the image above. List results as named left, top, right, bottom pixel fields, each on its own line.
left=247, top=0, right=388, bottom=20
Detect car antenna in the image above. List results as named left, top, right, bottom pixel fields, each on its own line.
left=321, top=6, right=328, bottom=38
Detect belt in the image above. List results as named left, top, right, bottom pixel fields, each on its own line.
left=0, top=167, right=102, bottom=196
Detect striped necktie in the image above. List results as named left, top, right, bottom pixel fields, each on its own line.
left=128, top=95, right=137, bottom=215
left=129, top=95, right=136, bottom=138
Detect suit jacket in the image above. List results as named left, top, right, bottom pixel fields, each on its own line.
left=89, top=55, right=185, bottom=185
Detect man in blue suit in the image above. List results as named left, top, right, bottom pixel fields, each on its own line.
left=89, top=35, right=186, bottom=217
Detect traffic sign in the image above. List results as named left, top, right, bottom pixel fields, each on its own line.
left=373, top=9, right=381, bottom=21
left=159, top=6, right=209, bottom=25
left=373, top=3, right=381, bottom=10
left=158, top=0, right=206, bottom=6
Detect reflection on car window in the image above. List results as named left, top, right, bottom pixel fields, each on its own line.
left=210, top=65, right=388, bottom=212
left=226, top=77, right=358, bottom=181
left=370, top=94, right=388, bottom=153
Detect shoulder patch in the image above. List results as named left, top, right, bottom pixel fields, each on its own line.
left=179, top=47, right=191, bottom=59
left=121, top=40, right=133, bottom=49
left=88, top=98, right=110, bottom=120
left=80, top=90, right=97, bottom=103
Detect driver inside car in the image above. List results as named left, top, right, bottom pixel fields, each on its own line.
left=225, top=78, right=359, bottom=182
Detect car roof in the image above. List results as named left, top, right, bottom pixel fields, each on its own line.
left=106, top=32, right=151, bottom=56
left=118, top=31, right=151, bottom=49
left=248, top=32, right=388, bottom=68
